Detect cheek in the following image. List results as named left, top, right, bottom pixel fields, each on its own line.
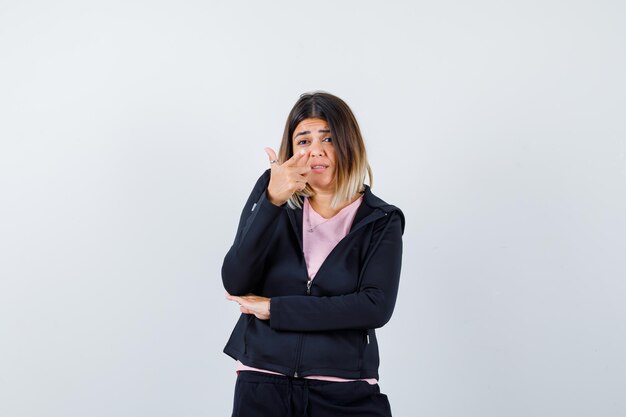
left=328, top=148, right=337, bottom=162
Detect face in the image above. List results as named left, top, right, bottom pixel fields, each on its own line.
left=292, top=118, right=336, bottom=193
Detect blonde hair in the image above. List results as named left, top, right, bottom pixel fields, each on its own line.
left=278, top=91, right=373, bottom=209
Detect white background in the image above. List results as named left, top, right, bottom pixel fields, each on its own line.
left=1, top=1, right=625, bottom=416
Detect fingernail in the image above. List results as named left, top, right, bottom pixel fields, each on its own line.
left=300, top=150, right=305, bottom=155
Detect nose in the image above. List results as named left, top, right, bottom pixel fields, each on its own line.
left=309, top=140, right=325, bottom=157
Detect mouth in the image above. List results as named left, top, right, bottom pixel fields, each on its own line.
left=310, top=164, right=329, bottom=171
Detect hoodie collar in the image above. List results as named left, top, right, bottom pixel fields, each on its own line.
left=287, top=184, right=404, bottom=244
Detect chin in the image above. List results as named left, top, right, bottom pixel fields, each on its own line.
left=309, top=179, right=335, bottom=192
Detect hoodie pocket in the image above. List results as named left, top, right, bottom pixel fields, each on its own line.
left=359, top=329, right=369, bottom=368
left=299, top=329, right=364, bottom=373
left=242, top=314, right=254, bottom=354
left=244, top=318, right=300, bottom=366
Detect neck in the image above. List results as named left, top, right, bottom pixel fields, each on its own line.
left=308, top=190, right=334, bottom=218
left=308, top=189, right=361, bottom=219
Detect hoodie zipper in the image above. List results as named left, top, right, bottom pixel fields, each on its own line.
left=287, top=207, right=389, bottom=378
left=293, top=276, right=312, bottom=378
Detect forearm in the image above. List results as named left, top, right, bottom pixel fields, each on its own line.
left=269, top=289, right=397, bottom=331
left=269, top=212, right=403, bottom=331
left=222, top=170, right=286, bottom=295
left=222, top=191, right=285, bottom=294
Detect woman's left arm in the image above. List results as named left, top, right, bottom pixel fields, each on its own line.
left=269, top=211, right=404, bottom=331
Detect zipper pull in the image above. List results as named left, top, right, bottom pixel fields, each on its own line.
left=306, top=279, right=312, bottom=295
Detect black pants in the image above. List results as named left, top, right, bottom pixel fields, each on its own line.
left=231, top=371, right=393, bottom=417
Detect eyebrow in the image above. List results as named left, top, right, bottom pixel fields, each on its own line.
left=294, top=129, right=331, bottom=138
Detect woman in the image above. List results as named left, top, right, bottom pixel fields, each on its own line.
left=222, top=91, right=405, bottom=417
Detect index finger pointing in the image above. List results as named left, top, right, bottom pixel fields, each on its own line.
left=284, top=149, right=309, bottom=167
left=295, top=149, right=312, bottom=168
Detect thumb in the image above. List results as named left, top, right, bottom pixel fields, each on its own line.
left=264, top=147, right=278, bottom=165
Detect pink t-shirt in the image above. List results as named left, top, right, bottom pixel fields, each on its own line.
left=236, top=195, right=377, bottom=385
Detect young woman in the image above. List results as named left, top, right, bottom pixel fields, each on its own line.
left=222, top=91, right=405, bottom=417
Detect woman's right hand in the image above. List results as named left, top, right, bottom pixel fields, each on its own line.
left=264, top=147, right=311, bottom=206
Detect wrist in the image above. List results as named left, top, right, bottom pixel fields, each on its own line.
left=266, top=189, right=287, bottom=207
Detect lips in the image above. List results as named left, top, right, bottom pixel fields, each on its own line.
left=310, top=164, right=329, bottom=172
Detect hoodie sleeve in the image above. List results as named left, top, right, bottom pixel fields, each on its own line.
left=221, top=170, right=286, bottom=295
left=268, top=210, right=404, bottom=331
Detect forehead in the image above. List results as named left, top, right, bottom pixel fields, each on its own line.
left=293, top=118, right=329, bottom=137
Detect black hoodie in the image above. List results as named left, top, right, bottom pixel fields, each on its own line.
left=222, top=170, right=405, bottom=379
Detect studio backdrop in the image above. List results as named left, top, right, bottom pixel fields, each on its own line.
left=1, top=1, right=624, bottom=416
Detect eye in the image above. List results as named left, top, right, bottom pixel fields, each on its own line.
left=296, top=139, right=309, bottom=146
left=322, top=137, right=332, bottom=143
